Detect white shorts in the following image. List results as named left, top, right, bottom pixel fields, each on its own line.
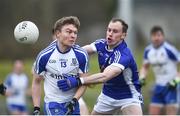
left=93, top=92, right=142, bottom=114
left=78, top=97, right=86, bottom=106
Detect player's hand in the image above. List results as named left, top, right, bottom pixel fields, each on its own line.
left=0, top=83, right=6, bottom=95
left=168, top=77, right=180, bottom=89
left=57, top=74, right=81, bottom=91
left=65, top=98, right=78, bottom=115
left=139, top=78, right=146, bottom=86
left=139, top=74, right=146, bottom=86
left=33, top=107, right=40, bottom=115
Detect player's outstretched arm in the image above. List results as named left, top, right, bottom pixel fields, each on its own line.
left=81, top=65, right=122, bottom=84
left=32, top=73, right=43, bottom=115
left=57, top=65, right=122, bottom=89
left=82, top=44, right=96, bottom=55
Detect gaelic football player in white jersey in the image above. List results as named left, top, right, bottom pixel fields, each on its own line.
left=57, top=18, right=143, bottom=115
left=32, top=16, right=89, bottom=115
left=0, top=60, right=29, bottom=115
left=139, top=26, right=180, bottom=115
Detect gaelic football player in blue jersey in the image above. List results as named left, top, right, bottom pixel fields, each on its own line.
left=32, top=16, right=89, bottom=115
left=139, top=26, right=180, bottom=115
left=58, top=18, right=143, bottom=115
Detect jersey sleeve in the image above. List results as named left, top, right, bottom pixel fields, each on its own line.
left=75, top=49, right=89, bottom=73
left=110, top=51, right=131, bottom=70
left=143, top=47, right=150, bottom=64
left=90, top=39, right=106, bottom=52
left=34, top=50, right=53, bottom=76
left=4, top=74, right=12, bottom=88
left=164, top=45, right=180, bottom=62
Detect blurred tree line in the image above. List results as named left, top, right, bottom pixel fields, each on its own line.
left=0, top=0, right=117, bottom=59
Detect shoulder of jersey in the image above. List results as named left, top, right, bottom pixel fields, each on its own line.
left=163, top=41, right=176, bottom=49
left=145, top=44, right=153, bottom=51
left=36, top=40, right=57, bottom=60
left=95, top=38, right=106, bottom=44
left=40, top=40, right=57, bottom=53
left=72, top=44, right=88, bottom=56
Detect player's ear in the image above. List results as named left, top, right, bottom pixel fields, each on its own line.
left=55, top=30, right=61, bottom=38
left=122, top=32, right=127, bottom=39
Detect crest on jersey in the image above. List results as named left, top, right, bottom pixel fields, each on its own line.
left=71, top=58, right=78, bottom=66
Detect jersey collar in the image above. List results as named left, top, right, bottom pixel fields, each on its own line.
left=105, top=40, right=127, bottom=52
left=56, top=41, right=71, bottom=54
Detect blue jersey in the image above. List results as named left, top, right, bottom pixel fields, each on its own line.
left=90, top=39, right=141, bottom=100
left=34, top=40, right=89, bottom=103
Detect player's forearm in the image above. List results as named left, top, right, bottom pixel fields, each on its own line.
left=139, top=64, right=149, bottom=79
left=81, top=73, right=108, bottom=84
left=80, top=65, right=121, bottom=84
left=82, top=45, right=95, bottom=55
left=32, top=78, right=41, bottom=107
left=74, top=85, right=87, bottom=100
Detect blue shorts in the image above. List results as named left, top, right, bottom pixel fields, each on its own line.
left=151, top=85, right=177, bottom=105
left=44, top=101, right=80, bottom=115
left=7, top=104, right=27, bottom=112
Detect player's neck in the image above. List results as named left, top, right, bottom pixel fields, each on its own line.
left=57, top=41, right=71, bottom=53
left=108, top=40, right=123, bottom=50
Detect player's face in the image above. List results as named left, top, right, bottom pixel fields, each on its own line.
left=151, top=31, right=164, bottom=48
left=13, top=61, right=24, bottom=75
left=56, top=24, right=78, bottom=47
left=106, top=21, right=126, bottom=49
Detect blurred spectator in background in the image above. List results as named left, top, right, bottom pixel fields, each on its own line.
left=0, top=60, right=29, bottom=115
left=139, top=26, right=180, bottom=115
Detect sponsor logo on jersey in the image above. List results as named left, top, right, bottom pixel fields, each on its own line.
left=49, top=59, right=56, bottom=63
left=50, top=73, right=64, bottom=80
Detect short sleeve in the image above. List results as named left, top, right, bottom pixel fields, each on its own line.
left=90, top=39, right=106, bottom=52
left=143, top=48, right=150, bottom=64
left=4, top=74, right=12, bottom=87
left=34, top=50, right=53, bottom=76
left=164, top=45, right=180, bottom=62
left=74, top=48, right=89, bottom=73
left=110, top=51, right=131, bottom=70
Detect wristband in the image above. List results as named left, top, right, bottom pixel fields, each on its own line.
left=80, top=78, right=85, bottom=84
left=34, top=106, right=40, bottom=111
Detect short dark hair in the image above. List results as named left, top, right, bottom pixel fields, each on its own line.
left=110, top=18, right=128, bottom=33
left=53, top=16, right=80, bottom=32
left=150, top=26, right=164, bottom=35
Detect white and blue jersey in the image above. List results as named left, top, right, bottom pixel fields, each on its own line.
left=143, top=41, right=180, bottom=105
left=34, top=40, right=89, bottom=104
left=4, top=73, right=29, bottom=111
left=143, top=41, right=180, bottom=86
left=90, top=39, right=142, bottom=100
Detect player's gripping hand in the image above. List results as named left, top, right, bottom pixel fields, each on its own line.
left=139, top=78, right=146, bottom=86
left=168, top=77, right=180, bottom=89
left=139, top=74, right=146, bottom=86
left=57, top=74, right=82, bottom=91
left=65, top=98, right=78, bottom=115
left=33, top=107, right=40, bottom=115
left=0, top=83, right=6, bottom=95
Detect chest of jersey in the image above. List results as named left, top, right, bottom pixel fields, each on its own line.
left=46, top=49, right=79, bottom=77
left=98, top=50, right=114, bottom=70
left=147, top=47, right=168, bottom=66
left=10, top=74, right=28, bottom=89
